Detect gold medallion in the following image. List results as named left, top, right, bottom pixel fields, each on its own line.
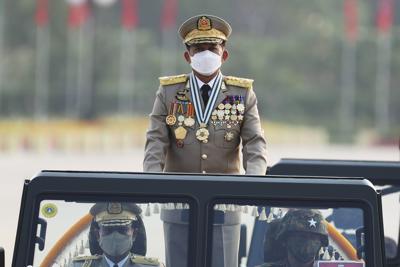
left=218, top=103, right=225, bottom=110
left=184, top=117, right=195, bottom=127
left=231, top=114, right=238, bottom=121
left=166, top=115, right=177, bottom=125
left=196, top=128, right=209, bottom=142
left=175, top=126, right=187, bottom=140
left=211, top=115, right=218, bottom=121
left=224, top=103, right=232, bottom=110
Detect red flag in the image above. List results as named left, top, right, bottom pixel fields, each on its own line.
left=161, top=0, right=178, bottom=30
left=121, top=0, right=138, bottom=30
left=343, top=0, right=358, bottom=42
left=377, top=0, right=394, bottom=33
left=68, top=2, right=90, bottom=28
left=35, top=0, right=49, bottom=27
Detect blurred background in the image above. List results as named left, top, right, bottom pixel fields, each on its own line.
left=0, top=0, right=400, bottom=265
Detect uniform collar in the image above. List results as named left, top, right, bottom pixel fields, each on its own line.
left=193, top=71, right=219, bottom=89
left=104, top=254, right=129, bottom=267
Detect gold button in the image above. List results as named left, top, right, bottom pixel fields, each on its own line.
left=201, top=154, right=208, bottom=160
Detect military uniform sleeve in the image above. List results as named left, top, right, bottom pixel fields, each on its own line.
left=241, top=87, right=268, bottom=175
left=143, top=85, right=170, bottom=172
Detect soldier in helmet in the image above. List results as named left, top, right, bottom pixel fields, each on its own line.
left=73, top=202, right=163, bottom=267
left=258, top=209, right=329, bottom=267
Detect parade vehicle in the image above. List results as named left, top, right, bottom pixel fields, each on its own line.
left=266, top=159, right=400, bottom=267
left=4, top=171, right=386, bottom=267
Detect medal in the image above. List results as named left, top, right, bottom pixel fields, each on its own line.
left=211, top=115, right=217, bottom=121
left=196, top=128, right=209, bottom=143
left=189, top=72, right=222, bottom=144
left=166, top=115, right=176, bottom=125
left=225, top=132, right=234, bottom=142
left=177, top=115, right=185, bottom=126
left=184, top=117, right=195, bottom=127
left=166, top=102, right=178, bottom=125
left=217, top=110, right=225, bottom=117
left=175, top=126, right=187, bottom=140
left=231, top=114, right=237, bottom=121
left=225, top=115, right=230, bottom=120
left=238, top=114, right=244, bottom=121
left=224, top=103, right=232, bottom=110
left=237, top=103, right=245, bottom=113
left=224, top=109, right=230, bottom=115
left=176, top=139, right=184, bottom=148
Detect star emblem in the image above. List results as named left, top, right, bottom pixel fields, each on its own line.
left=308, top=218, right=317, bottom=228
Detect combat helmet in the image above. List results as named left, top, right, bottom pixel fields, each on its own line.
left=275, top=209, right=329, bottom=246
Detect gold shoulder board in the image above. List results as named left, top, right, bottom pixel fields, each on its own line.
left=131, top=255, right=160, bottom=266
left=73, top=254, right=102, bottom=262
left=224, top=76, right=253, bottom=89
left=159, top=74, right=188, bottom=86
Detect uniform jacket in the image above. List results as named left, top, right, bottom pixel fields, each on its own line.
left=144, top=73, right=267, bottom=175
left=73, top=253, right=162, bottom=267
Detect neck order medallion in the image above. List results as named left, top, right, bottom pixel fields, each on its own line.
left=189, top=72, right=222, bottom=143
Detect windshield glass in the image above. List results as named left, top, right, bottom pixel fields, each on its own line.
left=211, top=203, right=367, bottom=267
left=33, top=199, right=191, bottom=267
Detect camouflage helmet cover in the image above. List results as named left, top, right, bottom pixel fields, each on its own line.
left=275, top=209, right=329, bottom=246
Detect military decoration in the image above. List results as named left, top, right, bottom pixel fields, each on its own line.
left=211, top=95, right=246, bottom=127
left=174, top=126, right=187, bottom=140
left=196, top=127, right=209, bottom=143
left=224, top=132, right=234, bottom=142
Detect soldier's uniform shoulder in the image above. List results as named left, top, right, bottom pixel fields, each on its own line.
left=159, top=74, right=188, bottom=86
left=130, top=254, right=161, bottom=266
left=72, top=255, right=102, bottom=267
left=224, top=76, right=253, bottom=89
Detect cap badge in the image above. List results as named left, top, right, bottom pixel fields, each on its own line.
left=308, top=218, right=317, bottom=228
left=197, top=16, right=212, bottom=31
left=108, top=203, right=122, bottom=214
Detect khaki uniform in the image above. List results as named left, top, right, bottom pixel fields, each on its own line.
left=143, top=74, right=267, bottom=175
left=144, top=13, right=267, bottom=267
left=73, top=254, right=162, bottom=267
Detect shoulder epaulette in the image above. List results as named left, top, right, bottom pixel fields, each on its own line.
left=73, top=254, right=102, bottom=262
left=131, top=255, right=160, bottom=266
left=224, top=76, right=253, bottom=89
left=159, top=74, right=188, bottom=86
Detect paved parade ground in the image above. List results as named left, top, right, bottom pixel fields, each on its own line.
left=0, top=144, right=398, bottom=266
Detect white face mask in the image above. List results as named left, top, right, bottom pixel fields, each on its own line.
left=190, top=50, right=222, bottom=76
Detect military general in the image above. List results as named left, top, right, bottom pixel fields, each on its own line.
left=73, top=202, right=163, bottom=267
left=143, top=14, right=268, bottom=267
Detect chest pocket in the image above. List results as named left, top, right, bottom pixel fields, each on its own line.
left=213, top=124, right=241, bottom=149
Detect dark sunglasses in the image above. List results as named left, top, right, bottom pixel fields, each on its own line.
left=99, top=224, right=132, bottom=235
